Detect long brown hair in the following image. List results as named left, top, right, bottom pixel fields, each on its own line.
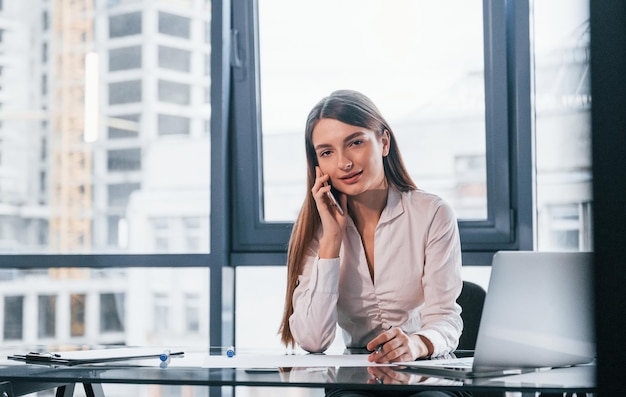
left=279, top=89, right=417, bottom=347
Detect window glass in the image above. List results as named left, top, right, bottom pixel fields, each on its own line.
left=533, top=0, right=591, bottom=251
left=3, top=296, right=23, bottom=340
left=109, top=80, right=142, bottom=105
left=38, top=295, right=57, bottom=338
left=158, top=46, right=191, bottom=72
left=0, top=0, right=211, bottom=350
left=0, top=268, right=209, bottom=347
left=185, top=293, right=201, bottom=333
left=0, top=1, right=210, bottom=255
left=100, top=292, right=125, bottom=333
left=258, top=0, right=485, bottom=222
left=109, top=12, right=142, bottom=38
left=153, top=292, right=169, bottom=334
left=158, top=11, right=190, bottom=39
left=109, top=46, right=142, bottom=71
left=158, top=80, right=191, bottom=105
left=158, top=114, right=190, bottom=135
left=41, top=74, right=47, bottom=96
left=42, top=42, right=48, bottom=63
left=107, top=148, right=142, bottom=172
left=107, top=114, right=141, bottom=139
left=42, top=9, right=49, bottom=30
left=70, top=294, right=86, bottom=337
left=152, top=218, right=171, bottom=252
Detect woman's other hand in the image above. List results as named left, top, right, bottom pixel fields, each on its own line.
left=366, top=327, right=433, bottom=363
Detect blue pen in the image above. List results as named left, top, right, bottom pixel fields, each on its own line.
left=226, top=345, right=235, bottom=357
left=159, top=350, right=171, bottom=363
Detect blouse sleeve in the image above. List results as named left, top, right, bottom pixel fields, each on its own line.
left=289, top=238, right=341, bottom=353
left=415, top=199, right=463, bottom=356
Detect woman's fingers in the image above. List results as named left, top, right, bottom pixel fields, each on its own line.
left=368, top=329, right=425, bottom=363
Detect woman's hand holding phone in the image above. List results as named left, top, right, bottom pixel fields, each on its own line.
left=324, top=181, right=344, bottom=215
left=313, top=167, right=347, bottom=258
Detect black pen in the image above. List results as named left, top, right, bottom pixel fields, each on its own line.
left=375, top=325, right=393, bottom=353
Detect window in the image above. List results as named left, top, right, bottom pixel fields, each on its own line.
left=183, top=217, right=201, bottom=251
left=158, top=46, right=191, bottom=72
left=109, top=80, right=142, bottom=105
left=100, top=293, right=125, bottom=332
left=158, top=80, right=190, bottom=105
left=42, top=42, right=48, bottom=63
left=158, top=12, right=190, bottom=39
left=0, top=0, right=591, bottom=356
left=42, top=10, right=49, bottom=31
left=107, top=148, right=142, bottom=172
left=258, top=0, right=488, bottom=222
left=185, top=293, right=200, bottom=333
left=38, top=295, right=56, bottom=338
left=3, top=296, right=23, bottom=340
left=109, top=46, right=142, bottom=71
left=109, top=12, right=142, bottom=38
left=153, top=292, right=169, bottom=333
left=0, top=0, right=213, bottom=351
left=107, top=114, right=141, bottom=138
left=230, top=0, right=531, bottom=263
left=39, top=171, right=46, bottom=195
left=533, top=0, right=591, bottom=252
left=71, top=294, right=86, bottom=337
left=158, top=114, right=190, bottom=135
left=41, top=74, right=47, bottom=96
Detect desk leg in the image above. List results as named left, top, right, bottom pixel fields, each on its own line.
left=84, top=383, right=105, bottom=397
left=0, top=381, right=14, bottom=397
left=54, top=383, right=104, bottom=397
left=55, top=384, right=75, bottom=397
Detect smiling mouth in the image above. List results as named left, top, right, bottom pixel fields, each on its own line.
left=340, top=171, right=362, bottom=183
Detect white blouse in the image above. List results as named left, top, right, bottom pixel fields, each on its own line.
left=289, top=187, right=463, bottom=357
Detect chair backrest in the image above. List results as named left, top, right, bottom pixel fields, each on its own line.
left=457, top=280, right=487, bottom=351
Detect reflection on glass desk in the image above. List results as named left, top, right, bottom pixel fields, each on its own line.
left=0, top=347, right=596, bottom=397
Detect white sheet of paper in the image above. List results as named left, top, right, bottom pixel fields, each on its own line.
left=202, top=354, right=393, bottom=369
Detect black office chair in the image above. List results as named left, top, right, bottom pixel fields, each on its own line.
left=457, top=280, right=487, bottom=351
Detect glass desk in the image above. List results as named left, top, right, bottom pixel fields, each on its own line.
left=0, top=347, right=596, bottom=397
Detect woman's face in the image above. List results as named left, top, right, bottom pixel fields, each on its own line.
left=311, top=118, right=390, bottom=196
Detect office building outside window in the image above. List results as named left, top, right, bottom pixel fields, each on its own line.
left=0, top=0, right=211, bottom=350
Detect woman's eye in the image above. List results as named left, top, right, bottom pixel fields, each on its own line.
left=350, top=139, right=364, bottom=146
left=319, top=150, right=331, bottom=157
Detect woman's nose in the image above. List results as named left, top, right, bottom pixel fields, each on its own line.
left=338, top=153, right=353, bottom=170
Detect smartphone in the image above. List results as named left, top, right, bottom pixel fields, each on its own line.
left=324, top=182, right=344, bottom=215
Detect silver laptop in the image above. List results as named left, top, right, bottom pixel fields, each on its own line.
left=401, top=251, right=596, bottom=378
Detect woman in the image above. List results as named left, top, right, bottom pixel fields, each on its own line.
left=279, top=89, right=463, bottom=367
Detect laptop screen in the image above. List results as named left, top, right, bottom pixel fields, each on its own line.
left=473, top=251, right=595, bottom=369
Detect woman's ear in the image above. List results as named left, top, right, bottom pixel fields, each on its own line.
left=382, top=129, right=391, bottom=157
